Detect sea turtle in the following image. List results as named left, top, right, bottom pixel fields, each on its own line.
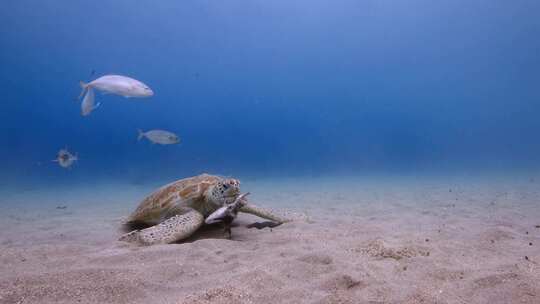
left=119, top=174, right=289, bottom=245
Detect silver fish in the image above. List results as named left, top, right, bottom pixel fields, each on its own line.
left=78, top=75, right=153, bottom=115
left=205, top=193, right=250, bottom=239
left=137, top=129, right=180, bottom=145
left=80, top=88, right=101, bottom=116
left=52, top=148, right=78, bottom=169
left=205, top=193, right=250, bottom=225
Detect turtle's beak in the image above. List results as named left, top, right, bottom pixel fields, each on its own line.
left=224, top=189, right=240, bottom=198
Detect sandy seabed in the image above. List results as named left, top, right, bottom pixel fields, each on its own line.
left=0, top=175, right=539, bottom=304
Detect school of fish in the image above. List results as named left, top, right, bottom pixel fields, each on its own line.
left=55, top=74, right=179, bottom=169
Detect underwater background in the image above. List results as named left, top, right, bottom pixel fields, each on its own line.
left=1, top=0, right=540, bottom=189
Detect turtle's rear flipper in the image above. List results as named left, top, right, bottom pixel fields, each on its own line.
left=118, top=209, right=204, bottom=245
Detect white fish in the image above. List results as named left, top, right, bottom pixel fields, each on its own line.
left=80, top=88, right=101, bottom=116
left=78, top=75, right=153, bottom=114
left=205, top=193, right=250, bottom=225
left=52, top=148, right=78, bottom=169
left=137, top=129, right=180, bottom=145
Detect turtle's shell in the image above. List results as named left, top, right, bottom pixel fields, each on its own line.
left=126, top=173, right=221, bottom=224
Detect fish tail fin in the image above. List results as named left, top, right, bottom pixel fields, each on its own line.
left=137, top=129, right=145, bottom=141
left=78, top=81, right=89, bottom=100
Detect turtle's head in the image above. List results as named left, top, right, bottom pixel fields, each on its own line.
left=209, top=178, right=241, bottom=205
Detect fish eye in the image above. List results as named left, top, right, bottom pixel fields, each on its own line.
left=223, top=184, right=229, bottom=189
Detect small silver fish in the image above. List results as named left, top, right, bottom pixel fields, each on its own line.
left=81, top=88, right=101, bottom=116
left=78, top=75, right=153, bottom=115
left=205, top=193, right=250, bottom=239
left=205, top=193, right=250, bottom=225
left=137, top=129, right=180, bottom=145
left=52, top=148, right=78, bottom=169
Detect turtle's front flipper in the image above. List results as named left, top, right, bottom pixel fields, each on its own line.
left=119, top=209, right=204, bottom=245
left=239, top=204, right=292, bottom=223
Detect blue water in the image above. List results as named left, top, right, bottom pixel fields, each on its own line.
left=1, top=1, right=540, bottom=188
